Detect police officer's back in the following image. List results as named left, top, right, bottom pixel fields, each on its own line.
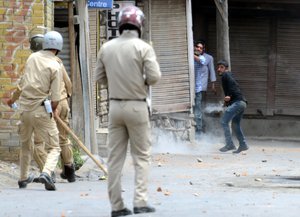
left=95, top=6, right=161, bottom=217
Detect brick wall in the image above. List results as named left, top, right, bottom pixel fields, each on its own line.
left=0, top=0, right=54, bottom=161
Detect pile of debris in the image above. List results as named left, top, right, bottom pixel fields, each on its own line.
left=0, top=160, right=38, bottom=188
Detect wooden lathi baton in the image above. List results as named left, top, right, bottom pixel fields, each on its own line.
left=55, top=114, right=108, bottom=176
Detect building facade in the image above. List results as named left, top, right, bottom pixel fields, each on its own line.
left=2, top=0, right=300, bottom=161
left=0, top=0, right=54, bottom=161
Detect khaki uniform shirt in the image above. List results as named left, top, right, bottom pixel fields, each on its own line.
left=12, top=57, right=71, bottom=103
left=95, top=30, right=161, bottom=100
left=19, top=50, right=62, bottom=111
left=55, top=57, right=72, bottom=100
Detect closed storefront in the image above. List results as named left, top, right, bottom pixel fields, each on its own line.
left=223, top=17, right=270, bottom=115
left=275, top=18, right=300, bottom=115
left=207, top=17, right=270, bottom=115
left=194, top=0, right=300, bottom=117
left=54, top=3, right=72, bottom=74
left=149, top=0, right=191, bottom=114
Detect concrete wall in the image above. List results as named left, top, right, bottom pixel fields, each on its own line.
left=205, top=114, right=300, bottom=141
left=0, top=0, right=54, bottom=161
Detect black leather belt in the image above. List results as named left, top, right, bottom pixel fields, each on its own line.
left=110, top=98, right=146, bottom=102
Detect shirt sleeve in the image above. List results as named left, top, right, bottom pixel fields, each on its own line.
left=94, top=48, right=108, bottom=85
left=143, top=46, right=161, bottom=86
left=50, top=66, right=62, bottom=102
left=62, top=65, right=72, bottom=97
left=208, top=56, right=216, bottom=82
left=222, top=74, right=229, bottom=96
left=11, top=65, right=27, bottom=101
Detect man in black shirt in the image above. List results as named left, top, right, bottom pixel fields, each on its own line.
left=217, top=60, right=249, bottom=154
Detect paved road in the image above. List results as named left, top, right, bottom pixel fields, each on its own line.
left=1, top=137, right=300, bottom=217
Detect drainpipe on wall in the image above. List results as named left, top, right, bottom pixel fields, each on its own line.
left=186, top=0, right=194, bottom=113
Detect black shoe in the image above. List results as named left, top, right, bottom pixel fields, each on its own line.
left=233, top=145, right=249, bottom=154
left=39, top=172, right=56, bottom=191
left=34, top=172, right=55, bottom=183
left=219, top=145, right=236, bottom=152
left=111, top=208, right=132, bottom=217
left=18, top=174, right=34, bottom=188
left=60, top=164, right=76, bottom=183
left=33, top=176, right=40, bottom=183
left=133, top=206, right=156, bottom=214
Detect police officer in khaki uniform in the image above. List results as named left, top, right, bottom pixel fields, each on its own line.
left=7, top=34, right=45, bottom=105
left=33, top=57, right=76, bottom=182
left=7, top=34, right=49, bottom=175
left=8, top=34, right=75, bottom=183
left=55, top=59, right=76, bottom=182
left=16, top=31, right=64, bottom=191
left=95, top=6, right=161, bottom=217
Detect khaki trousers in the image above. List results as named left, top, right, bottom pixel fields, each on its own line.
left=107, top=100, right=151, bottom=211
left=18, top=106, right=60, bottom=180
left=33, top=133, right=47, bottom=172
left=33, top=98, right=73, bottom=171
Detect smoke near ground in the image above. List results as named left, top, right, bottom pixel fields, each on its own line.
left=152, top=128, right=193, bottom=154
left=203, top=102, right=224, bottom=114
left=152, top=127, right=224, bottom=155
left=152, top=103, right=225, bottom=155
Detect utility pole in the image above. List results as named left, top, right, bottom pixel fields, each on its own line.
left=214, top=0, right=231, bottom=70
left=75, top=0, right=98, bottom=154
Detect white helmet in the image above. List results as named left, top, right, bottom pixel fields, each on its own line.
left=43, top=31, right=63, bottom=51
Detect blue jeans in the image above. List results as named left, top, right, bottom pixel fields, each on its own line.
left=221, top=101, right=247, bottom=147
left=194, top=92, right=203, bottom=132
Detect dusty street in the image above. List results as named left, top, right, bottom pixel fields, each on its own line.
left=1, top=135, right=300, bottom=217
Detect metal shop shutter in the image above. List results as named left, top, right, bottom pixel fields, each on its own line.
left=275, top=18, right=300, bottom=115
left=55, top=27, right=71, bottom=75
left=54, top=7, right=71, bottom=74
left=230, top=18, right=270, bottom=115
left=208, top=17, right=270, bottom=115
left=150, top=0, right=191, bottom=114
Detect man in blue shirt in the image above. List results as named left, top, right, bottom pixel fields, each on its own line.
left=194, top=41, right=216, bottom=136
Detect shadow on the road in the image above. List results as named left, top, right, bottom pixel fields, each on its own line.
left=282, top=176, right=300, bottom=181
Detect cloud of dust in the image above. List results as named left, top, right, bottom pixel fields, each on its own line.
left=151, top=128, right=194, bottom=154
left=152, top=128, right=224, bottom=155
left=194, top=133, right=224, bottom=153
left=151, top=103, right=226, bottom=155
left=203, top=102, right=224, bottom=114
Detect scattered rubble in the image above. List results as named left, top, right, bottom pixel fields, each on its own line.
left=225, top=182, right=234, bottom=187
left=0, top=160, right=39, bottom=187
left=197, top=158, right=203, bottom=163
left=156, top=186, right=171, bottom=196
